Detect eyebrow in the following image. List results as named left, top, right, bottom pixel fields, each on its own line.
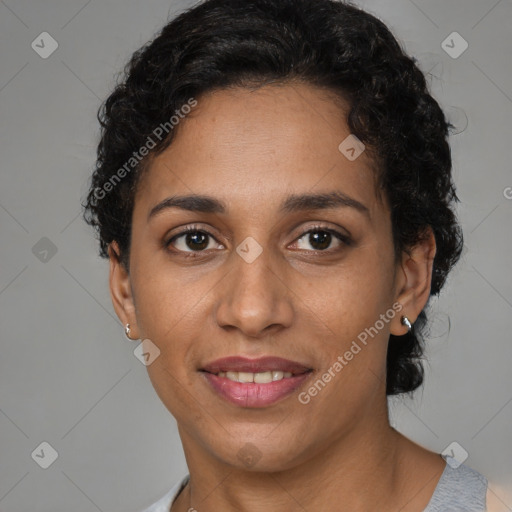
left=147, top=191, right=369, bottom=221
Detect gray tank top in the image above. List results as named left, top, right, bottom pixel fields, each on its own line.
left=423, top=456, right=488, bottom=511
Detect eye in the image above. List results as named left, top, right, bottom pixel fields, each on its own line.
left=292, top=226, right=351, bottom=252
left=166, top=225, right=224, bottom=254
left=165, top=224, right=351, bottom=256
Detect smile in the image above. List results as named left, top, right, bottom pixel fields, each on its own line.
left=199, top=355, right=314, bottom=407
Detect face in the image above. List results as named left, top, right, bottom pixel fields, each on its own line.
left=109, top=83, right=433, bottom=472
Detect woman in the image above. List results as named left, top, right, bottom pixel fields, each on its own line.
left=82, top=0, right=493, bottom=510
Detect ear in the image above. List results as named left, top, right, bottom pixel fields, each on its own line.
left=390, top=227, right=436, bottom=336
left=108, top=241, right=139, bottom=339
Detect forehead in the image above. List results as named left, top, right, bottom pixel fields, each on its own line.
left=134, top=83, right=383, bottom=219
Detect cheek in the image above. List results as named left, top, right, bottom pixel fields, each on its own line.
left=301, top=248, right=395, bottom=372
left=130, top=259, right=217, bottom=375
left=130, top=253, right=203, bottom=336
left=312, top=261, right=393, bottom=331
left=136, top=273, right=203, bottom=419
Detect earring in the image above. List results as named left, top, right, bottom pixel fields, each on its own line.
left=400, top=316, right=412, bottom=332
left=124, top=323, right=135, bottom=340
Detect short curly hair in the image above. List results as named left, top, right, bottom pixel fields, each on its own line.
left=82, top=0, right=463, bottom=396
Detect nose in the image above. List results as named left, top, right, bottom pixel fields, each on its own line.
left=214, top=246, right=294, bottom=339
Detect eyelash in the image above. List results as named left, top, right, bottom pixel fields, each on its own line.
left=164, top=223, right=352, bottom=256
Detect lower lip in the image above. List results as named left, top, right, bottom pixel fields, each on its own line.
left=201, top=371, right=313, bottom=408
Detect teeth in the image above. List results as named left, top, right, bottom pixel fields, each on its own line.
left=255, top=371, right=273, bottom=383
left=216, top=371, right=294, bottom=382
left=238, top=372, right=254, bottom=383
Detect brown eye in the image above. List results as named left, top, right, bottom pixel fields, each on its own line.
left=294, top=227, right=351, bottom=252
left=166, top=227, right=224, bottom=253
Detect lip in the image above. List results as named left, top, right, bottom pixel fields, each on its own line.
left=201, top=356, right=312, bottom=375
left=199, top=356, right=314, bottom=408
left=201, top=371, right=313, bottom=408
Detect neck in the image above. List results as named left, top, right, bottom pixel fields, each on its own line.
left=173, top=401, right=421, bottom=511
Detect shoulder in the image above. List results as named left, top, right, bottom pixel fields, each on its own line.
left=140, top=475, right=190, bottom=512
left=424, top=457, right=488, bottom=511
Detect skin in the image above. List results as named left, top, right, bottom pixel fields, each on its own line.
left=109, top=83, right=446, bottom=511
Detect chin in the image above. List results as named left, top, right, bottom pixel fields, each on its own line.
left=208, top=434, right=314, bottom=473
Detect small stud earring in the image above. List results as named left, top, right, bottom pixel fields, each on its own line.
left=124, top=323, right=135, bottom=340
left=400, top=315, right=412, bottom=332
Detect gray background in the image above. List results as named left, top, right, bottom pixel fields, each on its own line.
left=0, top=0, right=511, bottom=510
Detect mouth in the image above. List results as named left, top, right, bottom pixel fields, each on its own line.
left=199, top=356, right=314, bottom=407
